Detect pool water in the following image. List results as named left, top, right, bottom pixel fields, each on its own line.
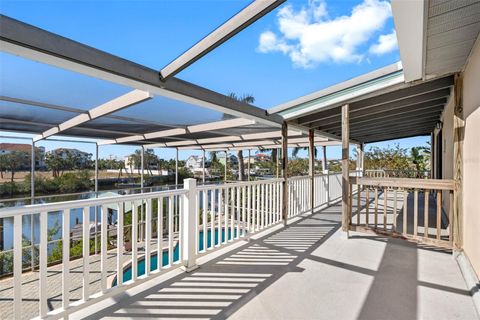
left=114, top=228, right=240, bottom=286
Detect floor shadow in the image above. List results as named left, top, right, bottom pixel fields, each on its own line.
left=84, top=207, right=342, bottom=319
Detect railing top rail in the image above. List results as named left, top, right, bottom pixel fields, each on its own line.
left=0, top=188, right=188, bottom=218
left=350, top=176, right=455, bottom=191
left=197, top=178, right=284, bottom=190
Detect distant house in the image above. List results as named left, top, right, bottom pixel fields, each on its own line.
left=219, top=154, right=238, bottom=166
left=0, top=143, right=45, bottom=169
left=186, top=155, right=211, bottom=171
left=255, top=153, right=271, bottom=162
left=47, top=148, right=91, bottom=167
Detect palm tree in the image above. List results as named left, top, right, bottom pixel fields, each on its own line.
left=227, top=93, right=255, bottom=181
left=292, top=146, right=318, bottom=158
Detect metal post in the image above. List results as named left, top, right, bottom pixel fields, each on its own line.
left=175, top=148, right=179, bottom=187
left=31, top=141, right=35, bottom=201
left=95, top=143, right=99, bottom=195
left=281, top=122, right=288, bottom=226
left=141, top=146, right=145, bottom=191
left=309, top=129, right=315, bottom=214
left=322, top=146, right=327, bottom=173
left=276, top=148, right=280, bottom=178
left=30, top=141, right=35, bottom=270
left=224, top=150, right=228, bottom=182
left=341, top=104, right=350, bottom=234
left=247, top=149, right=251, bottom=181
left=140, top=146, right=145, bottom=240
left=94, top=143, right=99, bottom=254
left=202, top=149, right=206, bottom=184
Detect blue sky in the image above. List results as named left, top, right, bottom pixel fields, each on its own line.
left=0, top=0, right=429, bottom=160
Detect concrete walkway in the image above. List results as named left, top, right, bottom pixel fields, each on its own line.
left=79, top=202, right=479, bottom=320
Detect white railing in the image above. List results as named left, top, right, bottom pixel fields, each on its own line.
left=0, top=185, right=189, bottom=319
left=196, top=178, right=283, bottom=255
left=0, top=174, right=342, bottom=319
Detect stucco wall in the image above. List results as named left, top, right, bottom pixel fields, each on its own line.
left=462, top=36, right=480, bottom=278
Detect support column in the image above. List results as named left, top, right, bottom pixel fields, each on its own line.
left=224, top=150, right=228, bottom=182
left=281, top=122, right=289, bottom=226
left=247, top=149, right=251, bottom=181
left=202, top=149, right=206, bottom=184
left=430, top=133, right=435, bottom=179
left=140, top=145, right=145, bottom=240
left=453, top=73, right=464, bottom=251
left=341, top=104, right=350, bottom=234
left=276, top=148, right=280, bottom=178
left=309, top=129, right=315, bottom=214
left=182, top=178, right=198, bottom=272
left=323, top=145, right=329, bottom=205
left=175, top=148, right=179, bottom=187
left=322, top=146, right=327, bottom=173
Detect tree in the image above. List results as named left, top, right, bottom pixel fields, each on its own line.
left=5, top=151, right=28, bottom=182
left=0, top=154, right=7, bottom=179
left=227, top=92, right=255, bottom=181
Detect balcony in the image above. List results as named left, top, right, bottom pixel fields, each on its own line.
left=0, top=173, right=477, bottom=319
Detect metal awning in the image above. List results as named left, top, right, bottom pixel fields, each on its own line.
left=271, top=65, right=454, bottom=144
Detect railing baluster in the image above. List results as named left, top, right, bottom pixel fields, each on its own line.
left=424, top=190, right=429, bottom=238
left=247, top=185, right=251, bottom=232
left=63, top=209, right=71, bottom=307
left=436, top=190, right=442, bottom=240
left=365, top=188, right=370, bottom=227
left=242, top=186, right=246, bottom=237
left=40, top=211, right=48, bottom=317
left=116, top=203, right=124, bottom=286
left=414, top=190, right=419, bottom=237
left=145, top=198, right=152, bottom=276
left=349, top=183, right=353, bottom=226
left=356, top=184, right=361, bottom=226
left=383, top=187, right=387, bottom=230
left=129, top=202, right=137, bottom=281
left=252, top=184, right=257, bottom=231
left=178, top=195, right=183, bottom=263
left=202, top=191, right=207, bottom=252
left=13, top=214, right=22, bottom=318
left=449, top=191, right=454, bottom=243
left=158, top=197, right=163, bottom=271
left=168, top=196, right=173, bottom=267
left=374, top=187, right=379, bottom=228
left=270, top=183, right=274, bottom=224
left=403, top=189, right=408, bottom=234
left=231, top=186, right=236, bottom=240
left=236, top=186, right=240, bottom=238
left=224, top=187, right=229, bottom=243
left=262, top=183, right=266, bottom=228
left=393, top=189, right=397, bottom=232
left=216, top=188, right=221, bottom=247
left=210, top=189, right=215, bottom=248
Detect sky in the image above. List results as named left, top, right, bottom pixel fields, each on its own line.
left=0, top=0, right=430, bottom=161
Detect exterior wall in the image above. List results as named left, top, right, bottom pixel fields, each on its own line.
left=462, top=36, right=480, bottom=278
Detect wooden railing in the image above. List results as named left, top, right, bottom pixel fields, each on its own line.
left=348, top=176, right=455, bottom=248
left=365, top=169, right=431, bottom=179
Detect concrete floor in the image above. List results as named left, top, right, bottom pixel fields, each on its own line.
left=79, top=201, right=479, bottom=320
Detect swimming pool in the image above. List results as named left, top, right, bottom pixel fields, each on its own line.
left=113, top=227, right=240, bottom=286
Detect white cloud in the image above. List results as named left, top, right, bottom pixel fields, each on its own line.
left=369, top=30, right=398, bottom=55
left=258, top=0, right=393, bottom=68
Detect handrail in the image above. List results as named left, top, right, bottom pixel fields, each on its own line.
left=0, top=188, right=187, bottom=217
left=350, top=176, right=455, bottom=190
left=197, top=178, right=284, bottom=190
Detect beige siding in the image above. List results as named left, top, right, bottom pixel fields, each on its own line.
left=462, top=36, right=480, bottom=278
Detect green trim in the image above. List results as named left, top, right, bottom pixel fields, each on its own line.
left=279, top=70, right=404, bottom=117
